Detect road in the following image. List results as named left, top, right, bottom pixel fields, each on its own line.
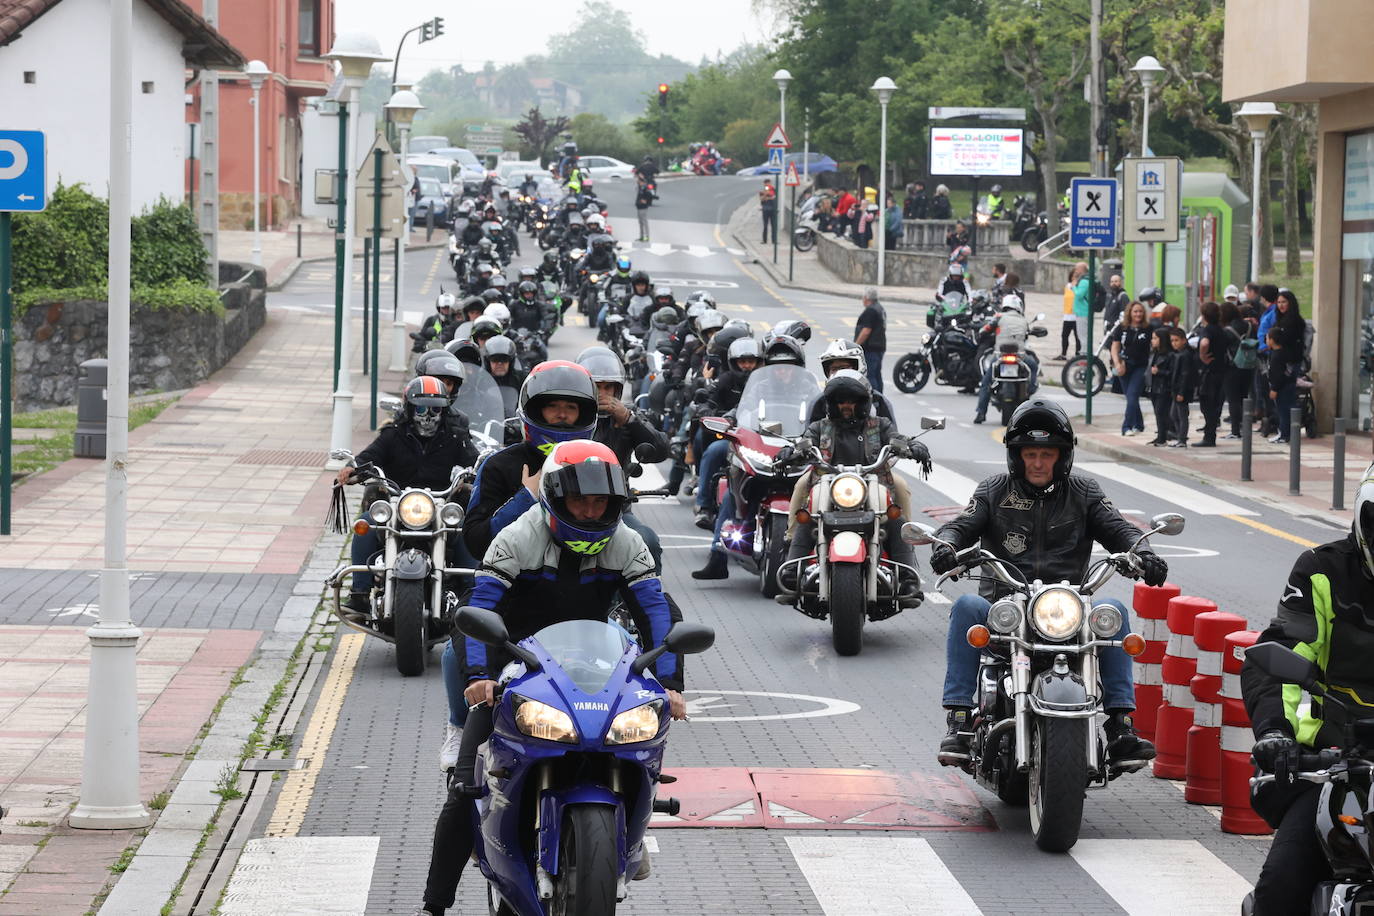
left=230, top=175, right=1338, bottom=915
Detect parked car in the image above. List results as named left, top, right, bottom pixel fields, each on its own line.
left=495, top=160, right=548, bottom=188
left=409, top=177, right=450, bottom=227
left=578, top=155, right=636, bottom=181
left=407, top=135, right=450, bottom=156
left=737, top=152, right=838, bottom=177
left=425, top=147, right=487, bottom=191
left=406, top=155, right=461, bottom=199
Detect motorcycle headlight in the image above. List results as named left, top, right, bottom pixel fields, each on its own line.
left=513, top=696, right=578, bottom=743
left=921, top=332, right=932, bottom=345
left=987, top=599, right=1022, bottom=634
left=830, top=474, right=866, bottom=509
left=367, top=500, right=393, bottom=525
left=606, top=700, right=663, bottom=745
left=1088, top=603, right=1124, bottom=639
left=1030, top=587, right=1084, bottom=640
left=440, top=503, right=464, bottom=528
left=397, top=492, right=435, bottom=529
left=589, top=273, right=601, bottom=283
left=737, top=445, right=773, bottom=470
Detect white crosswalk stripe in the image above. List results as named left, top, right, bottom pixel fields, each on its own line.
left=1077, top=461, right=1258, bottom=516
left=787, top=836, right=981, bottom=915
left=1070, top=839, right=1253, bottom=915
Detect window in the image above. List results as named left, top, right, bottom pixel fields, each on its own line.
left=142, top=81, right=154, bottom=94
left=297, top=0, right=320, bottom=57
left=23, top=71, right=35, bottom=84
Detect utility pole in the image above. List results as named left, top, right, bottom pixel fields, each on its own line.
left=198, top=0, right=219, bottom=281
left=1085, top=0, right=1104, bottom=425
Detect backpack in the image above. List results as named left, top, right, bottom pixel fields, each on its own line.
left=1228, top=326, right=1259, bottom=370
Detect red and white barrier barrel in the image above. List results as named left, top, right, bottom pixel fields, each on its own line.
left=1220, top=629, right=1272, bottom=835
left=1153, top=595, right=1215, bottom=779
left=1131, top=582, right=1180, bottom=742
left=1185, top=611, right=1247, bottom=804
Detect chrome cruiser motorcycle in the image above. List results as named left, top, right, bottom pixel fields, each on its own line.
left=906, top=512, right=1184, bottom=851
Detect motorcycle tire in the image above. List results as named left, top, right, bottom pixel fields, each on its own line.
left=1028, top=716, right=1087, bottom=852
left=552, top=805, right=619, bottom=916
left=793, top=228, right=816, bottom=252
left=892, top=353, right=931, bottom=394
left=1061, top=356, right=1107, bottom=399
left=829, top=564, right=866, bottom=657
left=1000, top=398, right=1015, bottom=427
left=487, top=886, right=518, bottom=916
left=759, top=514, right=788, bottom=599
left=391, top=579, right=428, bottom=677
left=1021, top=227, right=1045, bottom=253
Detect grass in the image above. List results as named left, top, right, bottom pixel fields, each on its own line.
left=1258, top=259, right=1314, bottom=318
left=15, top=820, right=48, bottom=828
left=13, top=397, right=178, bottom=482
left=148, top=791, right=170, bottom=811
left=211, top=763, right=242, bottom=802
left=109, top=843, right=137, bottom=874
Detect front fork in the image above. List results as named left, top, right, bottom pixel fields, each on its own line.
left=1009, top=645, right=1102, bottom=775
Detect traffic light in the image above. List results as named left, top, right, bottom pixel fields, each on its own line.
left=420, top=20, right=433, bottom=41
left=657, top=83, right=669, bottom=108
left=432, top=16, right=444, bottom=38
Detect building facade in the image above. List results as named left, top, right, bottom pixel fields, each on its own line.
left=1224, top=0, right=1374, bottom=431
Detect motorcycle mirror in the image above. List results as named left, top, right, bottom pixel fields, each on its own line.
left=457, top=606, right=542, bottom=671
left=901, top=521, right=936, bottom=546
left=627, top=461, right=644, bottom=478
left=329, top=448, right=355, bottom=462
left=1034, top=312, right=1046, bottom=322
left=663, top=622, right=716, bottom=656
left=1244, top=642, right=1325, bottom=696
left=919, top=416, right=946, bottom=430
left=379, top=396, right=402, bottom=413
left=1150, top=512, right=1186, bottom=537
left=607, top=314, right=624, bottom=324
left=701, top=417, right=730, bottom=434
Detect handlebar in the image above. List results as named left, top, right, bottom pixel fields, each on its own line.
left=1250, top=748, right=1349, bottom=787
left=791, top=443, right=897, bottom=477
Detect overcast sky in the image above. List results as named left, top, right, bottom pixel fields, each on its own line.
left=336, top=0, right=777, bottom=83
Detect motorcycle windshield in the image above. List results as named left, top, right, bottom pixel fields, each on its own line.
left=531, top=619, right=632, bottom=695
left=735, top=365, right=821, bottom=438
left=454, top=369, right=507, bottom=446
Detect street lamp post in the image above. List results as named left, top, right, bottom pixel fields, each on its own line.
left=324, top=34, right=391, bottom=466
left=1130, top=55, right=1165, bottom=297
left=1238, top=102, right=1280, bottom=283
left=245, top=59, right=271, bottom=268
left=871, top=77, right=897, bottom=287
left=385, top=88, right=423, bottom=373
left=771, top=69, right=791, bottom=266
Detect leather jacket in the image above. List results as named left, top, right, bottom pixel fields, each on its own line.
left=935, top=473, right=1151, bottom=599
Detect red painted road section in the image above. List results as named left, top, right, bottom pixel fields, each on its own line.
left=655, top=767, right=994, bottom=831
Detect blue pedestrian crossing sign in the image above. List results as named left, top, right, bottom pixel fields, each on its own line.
left=0, top=130, right=46, bottom=212
left=767, top=147, right=784, bottom=173
left=1069, top=177, right=1117, bottom=250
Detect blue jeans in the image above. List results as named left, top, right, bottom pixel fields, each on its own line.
left=1121, top=366, right=1147, bottom=434
left=975, top=352, right=1040, bottom=419
left=350, top=526, right=382, bottom=593
left=941, top=593, right=1136, bottom=710
left=710, top=489, right=737, bottom=553
left=864, top=349, right=885, bottom=393
left=1274, top=381, right=1297, bottom=439
left=695, top=438, right=729, bottom=510
left=442, top=639, right=469, bottom=727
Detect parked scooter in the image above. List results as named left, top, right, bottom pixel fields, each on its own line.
left=455, top=607, right=715, bottom=916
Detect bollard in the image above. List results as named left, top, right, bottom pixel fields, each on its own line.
left=1220, top=630, right=1272, bottom=835
left=1333, top=418, right=1346, bottom=511
left=1290, top=407, right=1302, bottom=495
left=1154, top=595, right=1215, bottom=779
left=296, top=222, right=303, bottom=258
left=1131, top=581, right=1180, bottom=742
left=1240, top=397, right=1253, bottom=481
left=1185, top=611, right=1247, bottom=804
left=426, top=207, right=435, bottom=242
left=74, top=358, right=109, bottom=459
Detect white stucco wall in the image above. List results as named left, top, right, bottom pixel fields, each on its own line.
left=0, top=0, right=189, bottom=211
left=299, top=104, right=377, bottom=221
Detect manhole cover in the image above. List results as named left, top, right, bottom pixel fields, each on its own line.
left=236, top=449, right=329, bottom=467
left=240, top=758, right=307, bottom=771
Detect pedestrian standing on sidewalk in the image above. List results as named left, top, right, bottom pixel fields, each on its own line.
left=904, top=180, right=929, bottom=219
left=930, top=183, right=953, bottom=219
left=1194, top=300, right=1229, bottom=447
left=1168, top=327, right=1199, bottom=448
left=834, top=185, right=856, bottom=237
left=1104, top=274, right=1129, bottom=336
left=1110, top=301, right=1152, bottom=436
left=885, top=193, right=903, bottom=251
left=1146, top=328, right=1177, bottom=446
left=1220, top=300, right=1259, bottom=439
left=634, top=178, right=653, bottom=242
left=855, top=202, right=878, bottom=249
left=855, top=287, right=887, bottom=393
left=760, top=179, right=778, bottom=243
left=1266, top=327, right=1299, bottom=444
left=1057, top=264, right=1084, bottom=359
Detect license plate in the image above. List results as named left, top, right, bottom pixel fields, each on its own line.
left=998, top=364, right=1021, bottom=378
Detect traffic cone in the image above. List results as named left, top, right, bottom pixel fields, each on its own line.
left=1132, top=582, right=1179, bottom=742
left=1153, top=595, right=1215, bottom=779
left=1220, top=630, right=1272, bottom=835
left=1185, top=611, right=1247, bottom=804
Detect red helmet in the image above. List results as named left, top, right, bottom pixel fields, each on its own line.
left=539, top=440, right=628, bottom=555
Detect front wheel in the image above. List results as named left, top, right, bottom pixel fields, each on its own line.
left=829, top=563, right=866, bottom=656
left=1021, top=226, right=1045, bottom=252
left=999, top=395, right=1016, bottom=427
left=1028, top=716, right=1088, bottom=852
left=551, top=805, right=619, bottom=916
left=391, top=579, right=428, bottom=677
left=892, top=353, right=931, bottom=393
left=760, top=514, right=788, bottom=598
left=793, top=228, right=817, bottom=252
left=1061, top=355, right=1106, bottom=399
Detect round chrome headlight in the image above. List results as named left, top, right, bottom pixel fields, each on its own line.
left=440, top=503, right=464, bottom=528
left=921, top=332, right=932, bottom=345
left=1030, top=587, right=1084, bottom=640
left=367, top=500, right=393, bottom=525
left=1088, top=603, right=1124, bottom=639
left=831, top=475, right=866, bottom=509
left=987, top=599, right=1022, bottom=634
left=397, top=492, right=435, bottom=529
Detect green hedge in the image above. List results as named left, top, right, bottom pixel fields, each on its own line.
left=15, top=278, right=224, bottom=318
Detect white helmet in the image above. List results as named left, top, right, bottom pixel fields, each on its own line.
left=818, top=338, right=867, bottom=377
left=437, top=291, right=457, bottom=311
left=587, top=213, right=606, bottom=230
left=948, top=263, right=964, bottom=277
left=1356, top=462, right=1374, bottom=582
left=1000, top=293, right=1024, bottom=314
left=483, top=302, right=511, bottom=326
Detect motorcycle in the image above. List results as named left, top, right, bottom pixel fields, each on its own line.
left=325, top=450, right=473, bottom=676
left=1009, top=195, right=1038, bottom=245
left=1242, top=642, right=1374, bottom=916
left=987, top=315, right=1049, bottom=426
left=792, top=194, right=820, bottom=252
left=891, top=293, right=992, bottom=394
left=454, top=607, right=714, bottom=916
left=699, top=363, right=822, bottom=598
left=904, top=512, right=1184, bottom=851
left=776, top=417, right=945, bottom=655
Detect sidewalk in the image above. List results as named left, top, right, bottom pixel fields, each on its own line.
left=219, top=223, right=446, bottom=291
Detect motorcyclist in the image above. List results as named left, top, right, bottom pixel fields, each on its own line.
left=985, top=184, right=1006, bottom=219
left=972, top=293, right=1041, bottom=425
left=335, top=375, right=478, bottom=617
left=555, top=140, right=578, bottom=181
left=443, top=297, right=485, bottom=345
left=641, top=285, right=677, bottom=334
left=416, top=439, right=686, bottom=916
left=414, top=350, right=469, bottom=419
left=810, top=339, right=895, bottom=420
left=945, top=220, right=971, bottom=253
left=508, top=281, right=543, bottom=334
left=690, top=336, right=762, bottom=571
left=466, top=260, right=494, bottom=296
left=412, top=290, right=456, bottom=352
left=777, top=370, right=929, bottom=602
left=936, top=263, right=970, bottom=304
left=458, top=211, right=484, bottom=248
left=483, top=336, right=524, bottom=391
left=929, top=399, right=1165, bottom=766
left=537, top=249, right=562, bottom=285
left=469, top=315, right=505, bottom=354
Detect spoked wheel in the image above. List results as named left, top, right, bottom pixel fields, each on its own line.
left=1061, top=355, right=1106, bottom=398
left=892, top=353, right=931, bottom=393
left=793, top=228, right=817, bottom=252
left=487, top=885, right=518, bottom=916
left=391, top=579, right=428, bottom=677
left=551, top=805, right=619, bottom=916
left=759, top=515, right=788, bottom=599
left=1028, top=716, right=1087, bottom=852
left=1021, top=227, right=1045, bottom=252
left=829, top=564, right=865, bottom=656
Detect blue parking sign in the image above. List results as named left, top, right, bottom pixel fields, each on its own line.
left=0, top=131, right=46, bottom=212
left=1069, top=177, right=1117, bottom=249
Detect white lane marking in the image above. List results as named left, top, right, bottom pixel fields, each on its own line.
left=925, top=592, right=950, bottom=604
left=1070, top=839, right=1251, bottom=916
left=633, top=462, right=668, bottom=491
left=685, top=244, right=713, bottom=258
left=898, top=460, right=979, bottom=506
left=769, top=801, right=825, bottom=824
left=645, top=242, right=674, bottom=257
left=681, top=689, right=860, bottom=722
left=787, top=836, right=981, bottom=915
left=219, top=836, right=379, bottom=915
left=1077, top=461, right=1258, bottom=516
left=726, top=246, right=746, bottom=256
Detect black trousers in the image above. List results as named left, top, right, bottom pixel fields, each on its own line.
left=1251, top=782, right=1331, bottom=915
left=1225, top=367, right=1254, bottom=436
left=1199, top=371, right=1225, bottom=440
left=424, top=705, right=494, bottom=911
left=761, top=209, right=777, bottom=242
left=1150, top=392, right=1174, bottom=443
left=1060, top=320, right=1080, bottom=356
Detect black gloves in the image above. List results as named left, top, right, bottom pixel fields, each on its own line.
left=1138, top=552, right=1168, bottom=587
left=1252, top=729, right=1299, bottom=783
left=774, top=445, right=795, bottom=464
left=930, top=543, right=959, bottom=575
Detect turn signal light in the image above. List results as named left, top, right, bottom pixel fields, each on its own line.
left=1121, top=633, right=1146, bottom=656
left=1340, top=814, right=1360, bottom=826
left=966, top=625, right=991, bottom=648
left=1000, top=354, right=1018, bottom=364
left=352, top=519, right=370, bottom=536
left=885, top=504, right=902, bottom=520
left=795, top=509, right=812, bottom=525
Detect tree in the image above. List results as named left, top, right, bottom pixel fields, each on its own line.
left=513, top=108, right=570, bottom=164
left=1275, top=104, right=1317, bottom=279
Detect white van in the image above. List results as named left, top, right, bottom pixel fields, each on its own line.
left=406, top=155, right=460, bottom=198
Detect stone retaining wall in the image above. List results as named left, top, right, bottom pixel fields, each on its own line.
left=14, top=262, right=266, bottom=411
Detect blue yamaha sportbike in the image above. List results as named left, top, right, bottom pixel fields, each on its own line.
left=456, top=607, right=714, bottom=916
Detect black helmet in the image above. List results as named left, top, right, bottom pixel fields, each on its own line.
left=471, top=315, right=504, bottom=343
left=1004, top=398, right=1076, bottom=485
left=484, top=334, right=516, bottom=366
left=517, top=280, right=539, bottom=301
left=542, top=250, right=560, bottom=268
left=709, top=321, right=752, bottom=359
left=490, top=274, right=508, bottom=291
left=445, top=337, right=483, bottom=366
left=403, top=376, right=450, bottom=438
left=480, top=288, right=505, bottom=306
left=517, top=360, right=599, bottom=453
left=1138, top=286, right=1162, bottom=303
left=591, top=233, right=615, bottom=252
left=821, top=369, right=872, bottom=424
left=771, top=318, right=812, bottom=344
left=460, top=295, right=485, bottom=317
left=762, top=333, right=805, bottom=366
left=414, top=351, right=466, bottom=394
left=651, top=308, right=679, bottom=332
left=630, top=270, right=651, bottom=289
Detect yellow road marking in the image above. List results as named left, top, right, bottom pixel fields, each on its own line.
left=265, top=632, right=366, bottom=837
left=1225, top=514, right=1319, bottom=548
left=418, top=249, right=443, bottom=298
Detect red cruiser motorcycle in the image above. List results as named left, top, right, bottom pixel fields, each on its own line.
left=699, top=365, right=822, bottom=598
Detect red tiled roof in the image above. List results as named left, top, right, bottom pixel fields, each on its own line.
left=0, top=0, right=243, bottom=68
